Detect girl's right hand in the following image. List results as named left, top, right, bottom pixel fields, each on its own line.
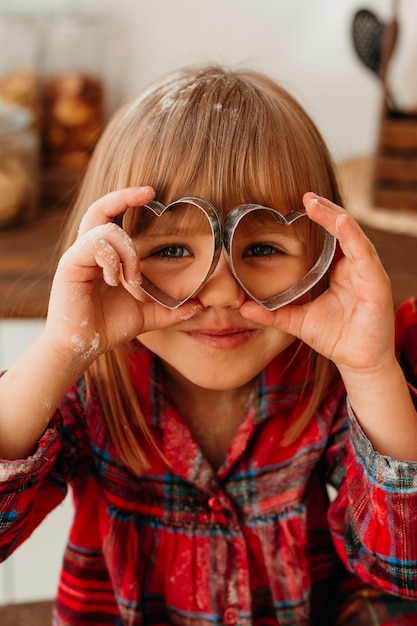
left=1, top=186, right=203, bottom=460
left=44, top=187, right=202, bottom=369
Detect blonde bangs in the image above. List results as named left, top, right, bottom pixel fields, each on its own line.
left=70, top=65, right=341, bottom=230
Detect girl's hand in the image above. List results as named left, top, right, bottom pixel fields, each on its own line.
left=240, top=192, right=395, bottom=378
left=241, top=193, right=417, bottom=462
left=45, top=187, right=201, bottom=368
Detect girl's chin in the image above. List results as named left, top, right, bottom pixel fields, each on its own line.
left=158, top=356, right=261, bottom=392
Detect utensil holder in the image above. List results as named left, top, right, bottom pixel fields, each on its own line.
left=372, top=0, right=417, bottom=210
left=373, top=109, right=417, bottom=210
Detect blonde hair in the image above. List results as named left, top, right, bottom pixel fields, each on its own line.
left=62, top=64, right=341, bottom=473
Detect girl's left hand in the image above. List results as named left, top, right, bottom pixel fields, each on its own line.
left=240, top=192, right=395, bottom=379
left=241, top=192, right=417, bottom=462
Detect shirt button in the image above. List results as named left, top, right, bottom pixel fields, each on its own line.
left=223, top=607, right=238, bottom=625
left=208, top=497, right=223, bottom=512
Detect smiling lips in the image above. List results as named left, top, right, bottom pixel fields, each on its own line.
left=185, top=327, right=258, bottom=350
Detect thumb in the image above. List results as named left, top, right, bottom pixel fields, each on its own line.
left=139, top=300, right=203, bottom=334
left=240, top=300, right=304, bottom=339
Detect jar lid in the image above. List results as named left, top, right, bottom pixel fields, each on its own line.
left=0, top=101, right=31, bottom=136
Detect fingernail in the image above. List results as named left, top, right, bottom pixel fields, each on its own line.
left=103, top=270, right=119, bottom=287
left=127, top=275, right=143, bottom=288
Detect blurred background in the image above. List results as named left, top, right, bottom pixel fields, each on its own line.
left=0, top=0, right=416, bottom=226
left=1, top=0, right=417, bottom=163
left=0, top=0, right=416, bottom=617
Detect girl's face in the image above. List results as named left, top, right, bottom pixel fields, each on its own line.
left=134, top=203, right=311, bottom=391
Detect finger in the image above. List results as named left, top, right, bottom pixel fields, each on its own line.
left=239, top=301, right=278, bottom=327
left=303, top=192, right=350, bottom=235
left=95, top=238, right=121, bottom=286
left=139, top=300, right=203, bottom=334
left=239, top=300, right=306, bottom=340
left=78, top=186, right=155, bottom=236
left=304, top=192, right=378, bottom=265
left=305, top=194, right=392, bottom=309
left=64, top=223, right=142, bottom=288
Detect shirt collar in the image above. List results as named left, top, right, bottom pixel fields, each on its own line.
left=128, top=339, right=314, bottom=483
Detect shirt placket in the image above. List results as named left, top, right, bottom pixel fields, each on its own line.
left=162, top=403, right=255, bottom=623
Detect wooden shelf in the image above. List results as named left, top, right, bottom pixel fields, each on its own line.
left=0, top=207, right=66, bottom=318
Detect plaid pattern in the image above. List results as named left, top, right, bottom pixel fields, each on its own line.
left=1, top=338, right=417, bottom=625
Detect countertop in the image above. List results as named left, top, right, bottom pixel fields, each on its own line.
left=0, top=600, right=53, bottom=626
left=0, top=207, right=66, bottom=318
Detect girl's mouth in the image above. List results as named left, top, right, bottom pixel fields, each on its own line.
left=184, top=327, right=257, bottom=350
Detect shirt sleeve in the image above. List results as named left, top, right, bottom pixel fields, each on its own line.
left=0, top=413, right=66, bottom=561
left=328, top=389, right=417, bottom=599
left=0, top=376, right=90, bottom=562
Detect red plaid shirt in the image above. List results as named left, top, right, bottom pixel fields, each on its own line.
left=1, top=338, right=417, bottom=625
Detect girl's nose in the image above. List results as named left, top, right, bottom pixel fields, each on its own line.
left=196, top=251, right=246, bottom=308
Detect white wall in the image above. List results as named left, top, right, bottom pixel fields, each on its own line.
left=17, top=0, right=416, bottom=163
left=0, top=321, right=73, bottom=604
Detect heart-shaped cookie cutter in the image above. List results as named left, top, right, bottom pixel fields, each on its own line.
left=135, top=197, right=336, bottom=310
left=224, top=203, right=336, bottom=310
left=138, top=197, right=223, bottom=309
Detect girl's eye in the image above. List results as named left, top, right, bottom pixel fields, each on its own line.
left=152, top=245, right=192, bottom=258
left=243, top=243, right=283, bottom=257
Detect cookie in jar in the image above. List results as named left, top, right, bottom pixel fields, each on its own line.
left=42, top=71, right=103, bottom=170
left=41, top=10, right=107, bottom=172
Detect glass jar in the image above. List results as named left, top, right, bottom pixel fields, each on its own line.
left=0, top=102, right=39, bottom=228
left=41, top=9, right=107, bottom=171
left=0, top=10, right=41, bottom=133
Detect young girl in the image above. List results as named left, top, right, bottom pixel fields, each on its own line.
left=1, top=64, right=417, bottom=626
